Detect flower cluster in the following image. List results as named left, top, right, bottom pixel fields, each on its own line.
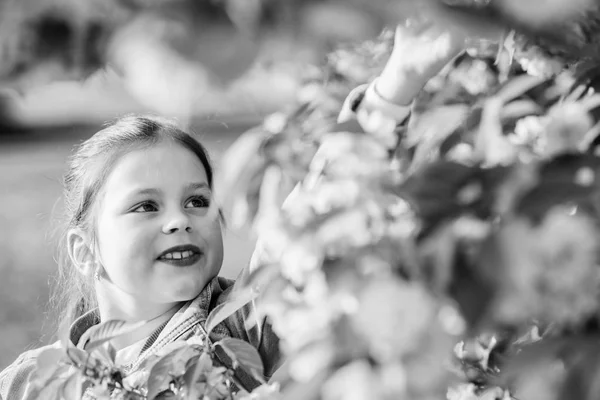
left=220, top=19, right=600, bottom=400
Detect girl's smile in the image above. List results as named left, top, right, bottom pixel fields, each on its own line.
left=157, top=244, right=203, bottom=267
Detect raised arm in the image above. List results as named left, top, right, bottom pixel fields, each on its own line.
left=340, top=5, right=506, bottom=127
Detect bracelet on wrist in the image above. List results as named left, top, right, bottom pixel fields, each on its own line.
left=362, top=77, right=412, bottom=124
left=338, top=78, right=413, bottom=128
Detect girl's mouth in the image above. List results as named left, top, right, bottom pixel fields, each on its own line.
left=158, top=245, right=203, bottom=267
left=159, top=252, right=202, bottom=267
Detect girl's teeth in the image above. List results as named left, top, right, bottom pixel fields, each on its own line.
left=162, top=251, right=196, bottom=260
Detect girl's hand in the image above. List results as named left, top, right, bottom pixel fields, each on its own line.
left=375, top=1, right=506, bottom=106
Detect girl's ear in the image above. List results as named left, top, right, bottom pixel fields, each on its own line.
left=67, top=228, right=96, bottom=277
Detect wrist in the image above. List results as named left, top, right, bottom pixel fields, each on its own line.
left=375, top=67, right=424, bottom=106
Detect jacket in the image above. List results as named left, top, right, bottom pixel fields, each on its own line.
left=0, top=276, right=281, bottom=400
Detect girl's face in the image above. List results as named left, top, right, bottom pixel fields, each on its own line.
left=94, top=141, right=223, bottom=314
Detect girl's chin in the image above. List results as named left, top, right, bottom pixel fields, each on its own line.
left=160, top=274, right=213, bottom=301
left=163, top=285, right=205, bottom=303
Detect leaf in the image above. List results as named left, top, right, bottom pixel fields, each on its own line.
left=406, top=104, right=470, bottom=172
left=154, top=389, right=177, bottom=399
left=516, top=153, right=600, bottom=221
left=147, top=345, right=194, bottom=400
left=497, top=336, right=599, bottom=386
left=66, top=347, right=93, bottom=369
left=34, top=348, right=65, bottom=386
left=205, top=287, right=258, bottom=335
left=244, top=262, right=281, bottom=298
left=182, top=352, right=214, bottom=398
left=559, top=345, right=600, bottom=400
left=80, top=319, right=148, bottom=351
left=231, top=163, right=269, bottom=230
left=182, top=355, right=202, bottom=391
left=448, top=243, right=498, bottom=328
left=396, top=161, right=509, bottom=236
left=501, top=99, right=544, bottom=122
left=254, top=165, right=287, bottom=231
left=215, top=129, right=270, bottom=215
left=60, top=373, right=83, bottom=400
left=494, top=72, right=549, bottom=104
left=34, top=377, right=67, bottom=400
left=215, top=337, right=264, bottom=378
left=92, top=342, right=117, bottom=366
left=475, top=98, right=517, bottom=166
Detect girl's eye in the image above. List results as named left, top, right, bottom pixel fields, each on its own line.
left=131, top=202, right=158, bottom=213
left=185, top=195, right=210, bottom=208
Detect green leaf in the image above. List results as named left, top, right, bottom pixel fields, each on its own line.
left=66, top=347, right=93, bottom=370
left=182, top=353, right=214, bottom=398
left=501, top=99, right=544, bottom=122
left=59, top=373, right=83, bottom=400
left=182, top=354, right=202, bottom=389
left=497, top=336, right=598, bottom=386
left=205, top=287, right=258, bottom=335
left=92, top=342, right=118, bottom=366
left=80, top=319, right=148, bottom=352
left=215, top=338, right=264, bottom=379
left=215, top=130, right=270, bottom=228
left=406, top=104, right=470, bottom=172
left=244, top=262, right=281, bottom=295
left=396, top=161, right=509, bottom=236
left=154, top=389, right=177, bottom=399
left=475, top=98, right=517, bottom=165
left=34, top=377, right=67, bottom=400
left=559, top=345, right=600, bottom=400
left=516, top=154, right=600, bottom=221
left=34, top=348, right=65, bottom=386
left=495, top=74, right=548, bottom=104
left=147, top=345, right=194, bottom=400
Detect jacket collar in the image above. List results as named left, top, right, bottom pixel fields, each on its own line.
left=68, top=276, right=219, bottom=350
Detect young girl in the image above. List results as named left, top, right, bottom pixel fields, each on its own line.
left=0, top=5, right=504, bottom=399
left=0, top=116, right=282, bottom=399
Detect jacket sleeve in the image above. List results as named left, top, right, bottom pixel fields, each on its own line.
left=0, top=346, right=51, bottom=400
left=212, top=273, right=283, bottom=382
left=337, top=78, right=412, bottom=131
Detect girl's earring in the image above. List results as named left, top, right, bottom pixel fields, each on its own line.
left=94, top=265, right=102, bottom=281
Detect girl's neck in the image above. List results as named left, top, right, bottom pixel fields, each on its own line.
left=95, top=281, right=185, bottom=324
left=95, top=286, right=184, bottom=350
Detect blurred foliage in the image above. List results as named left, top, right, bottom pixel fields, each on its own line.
left=12, top=0, right=600, bottom=399
left=2, top=0, right=600, bottom=94
left=215, top=2, right=600, bottom=400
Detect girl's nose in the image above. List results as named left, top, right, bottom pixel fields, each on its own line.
left=162, top=211, right=192, bottom=234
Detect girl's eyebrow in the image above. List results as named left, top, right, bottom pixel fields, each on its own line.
left=186, top=182, right=210, bottom=191
left=123, top=182, right=209, bottom=200
left=122, top=188, right=162, bottom=200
